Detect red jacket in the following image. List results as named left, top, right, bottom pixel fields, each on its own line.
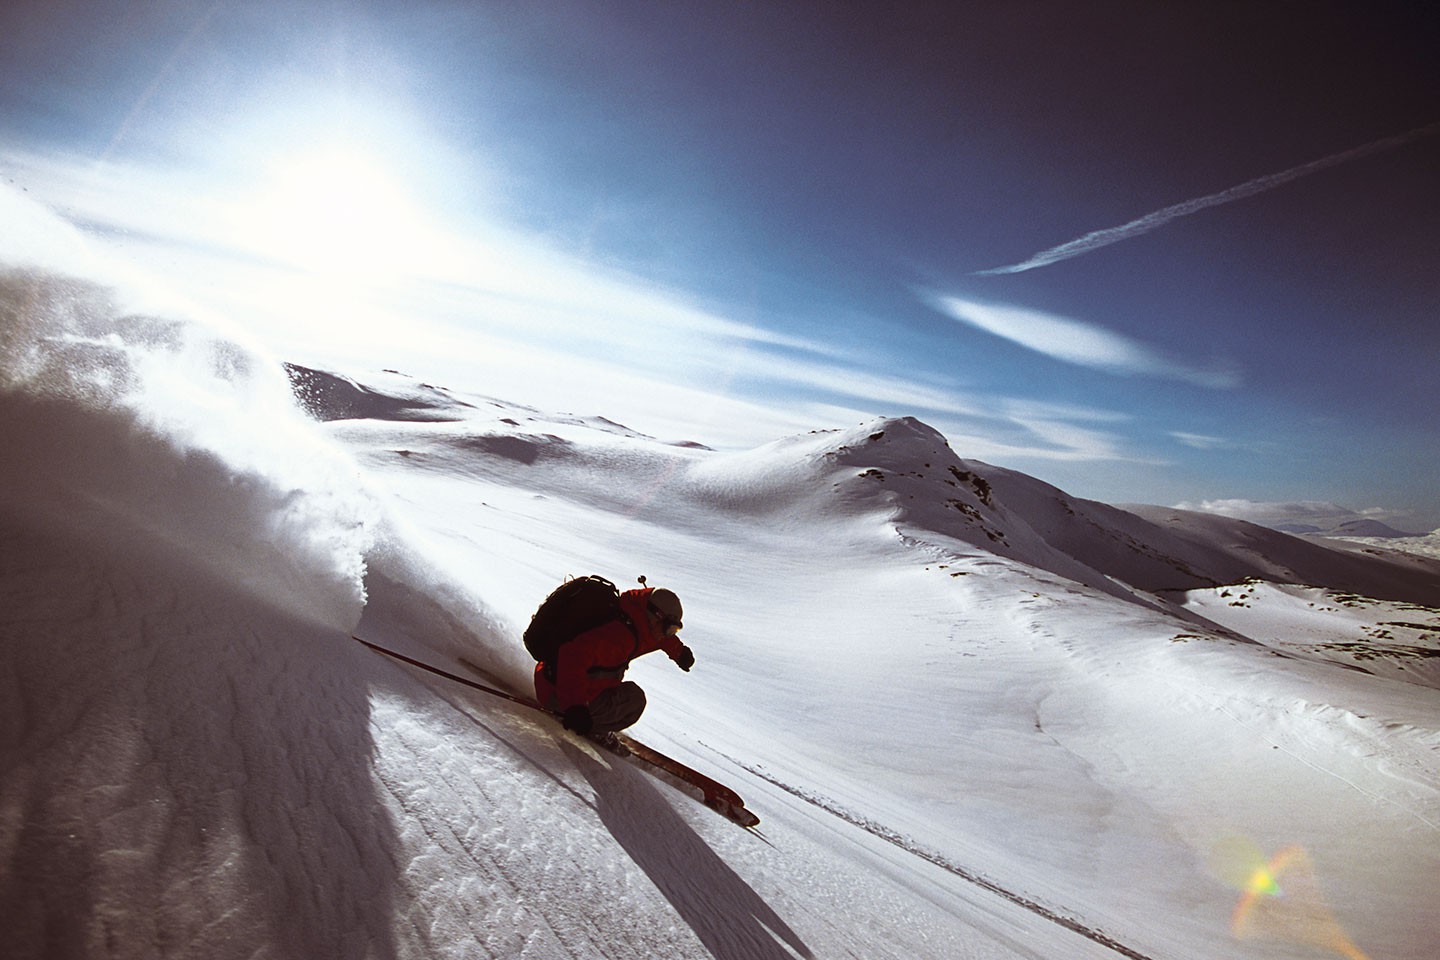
left=533, top=587, right=687, bottom=711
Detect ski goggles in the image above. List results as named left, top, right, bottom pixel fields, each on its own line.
left=650, top=605, right=683, bottom=636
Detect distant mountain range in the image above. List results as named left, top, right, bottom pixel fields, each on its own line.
left=1274, top=518, right=1416, bottom=538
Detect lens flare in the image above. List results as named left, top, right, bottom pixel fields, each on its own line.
left=1210, top=837, right=1370, bottom=960
left=1243, top=863, right=1280, bottom=898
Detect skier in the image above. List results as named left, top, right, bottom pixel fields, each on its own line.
left=534, top=585, right=694, bottom=739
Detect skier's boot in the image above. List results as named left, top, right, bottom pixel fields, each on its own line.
left=588, top=730, right=631, bottom=757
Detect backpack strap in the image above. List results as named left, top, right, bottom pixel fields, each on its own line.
left=589, top=609, right=639, bottom=676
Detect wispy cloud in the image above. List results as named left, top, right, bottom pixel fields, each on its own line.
left=1, top=145, right=837, bottom=363
left=931, top=295, right=1237, bottom=388
left=975, top=121, right=1440, bottom=275
left=2, top=152, right=1154, bottom=462
left=1170, top=431, right=1233, bottom=450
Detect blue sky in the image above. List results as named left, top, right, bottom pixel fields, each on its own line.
left=2, top=2, right=1437, bottom=529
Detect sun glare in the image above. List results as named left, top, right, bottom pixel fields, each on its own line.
left=231, top=146, right=447, bottom=282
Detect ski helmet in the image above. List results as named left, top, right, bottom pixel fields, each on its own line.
left=648, top=588, right=683, bottom=633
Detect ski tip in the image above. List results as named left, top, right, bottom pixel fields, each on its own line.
left=709, top=797, right=760, bottom=828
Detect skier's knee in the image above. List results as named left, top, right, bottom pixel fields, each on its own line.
left=590, top=681, right=646, bottom=732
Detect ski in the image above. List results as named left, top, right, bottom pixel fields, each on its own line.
left=609, top=730, right=759, bottom=828
left=352, top=636, right=759, bottom=828
left=455, top=656, right=760, bottom=829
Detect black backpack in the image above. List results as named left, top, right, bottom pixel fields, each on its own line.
left=523, top=575, right=634, bottom=681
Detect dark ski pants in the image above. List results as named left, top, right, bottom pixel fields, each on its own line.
left=588, top=681, right=646, bottom=733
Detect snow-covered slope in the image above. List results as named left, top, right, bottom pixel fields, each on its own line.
left=321, top=365, right=1440, bottom=960
left=4, top=241, right=1439, bottom=960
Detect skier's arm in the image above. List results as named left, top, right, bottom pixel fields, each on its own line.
left=658, top=633, right=694, bottom=671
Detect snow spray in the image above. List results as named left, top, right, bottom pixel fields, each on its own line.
left=0, top=186, right=376, bottom=629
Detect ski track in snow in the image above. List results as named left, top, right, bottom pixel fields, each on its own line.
left=720, top=755, right=1158, bottom=960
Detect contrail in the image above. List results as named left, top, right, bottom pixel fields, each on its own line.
left=975, top=121, right=1440, bottom=276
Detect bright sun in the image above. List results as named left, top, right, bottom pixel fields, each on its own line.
left=232, top=146, right=446, bottom=282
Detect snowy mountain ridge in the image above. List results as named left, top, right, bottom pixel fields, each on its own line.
left=312, top=361, right=1440, bottom=631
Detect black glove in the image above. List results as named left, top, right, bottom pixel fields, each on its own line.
left=674, top=644, right=695, bottom=672
left=561, top=705, right=593, bottom=735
